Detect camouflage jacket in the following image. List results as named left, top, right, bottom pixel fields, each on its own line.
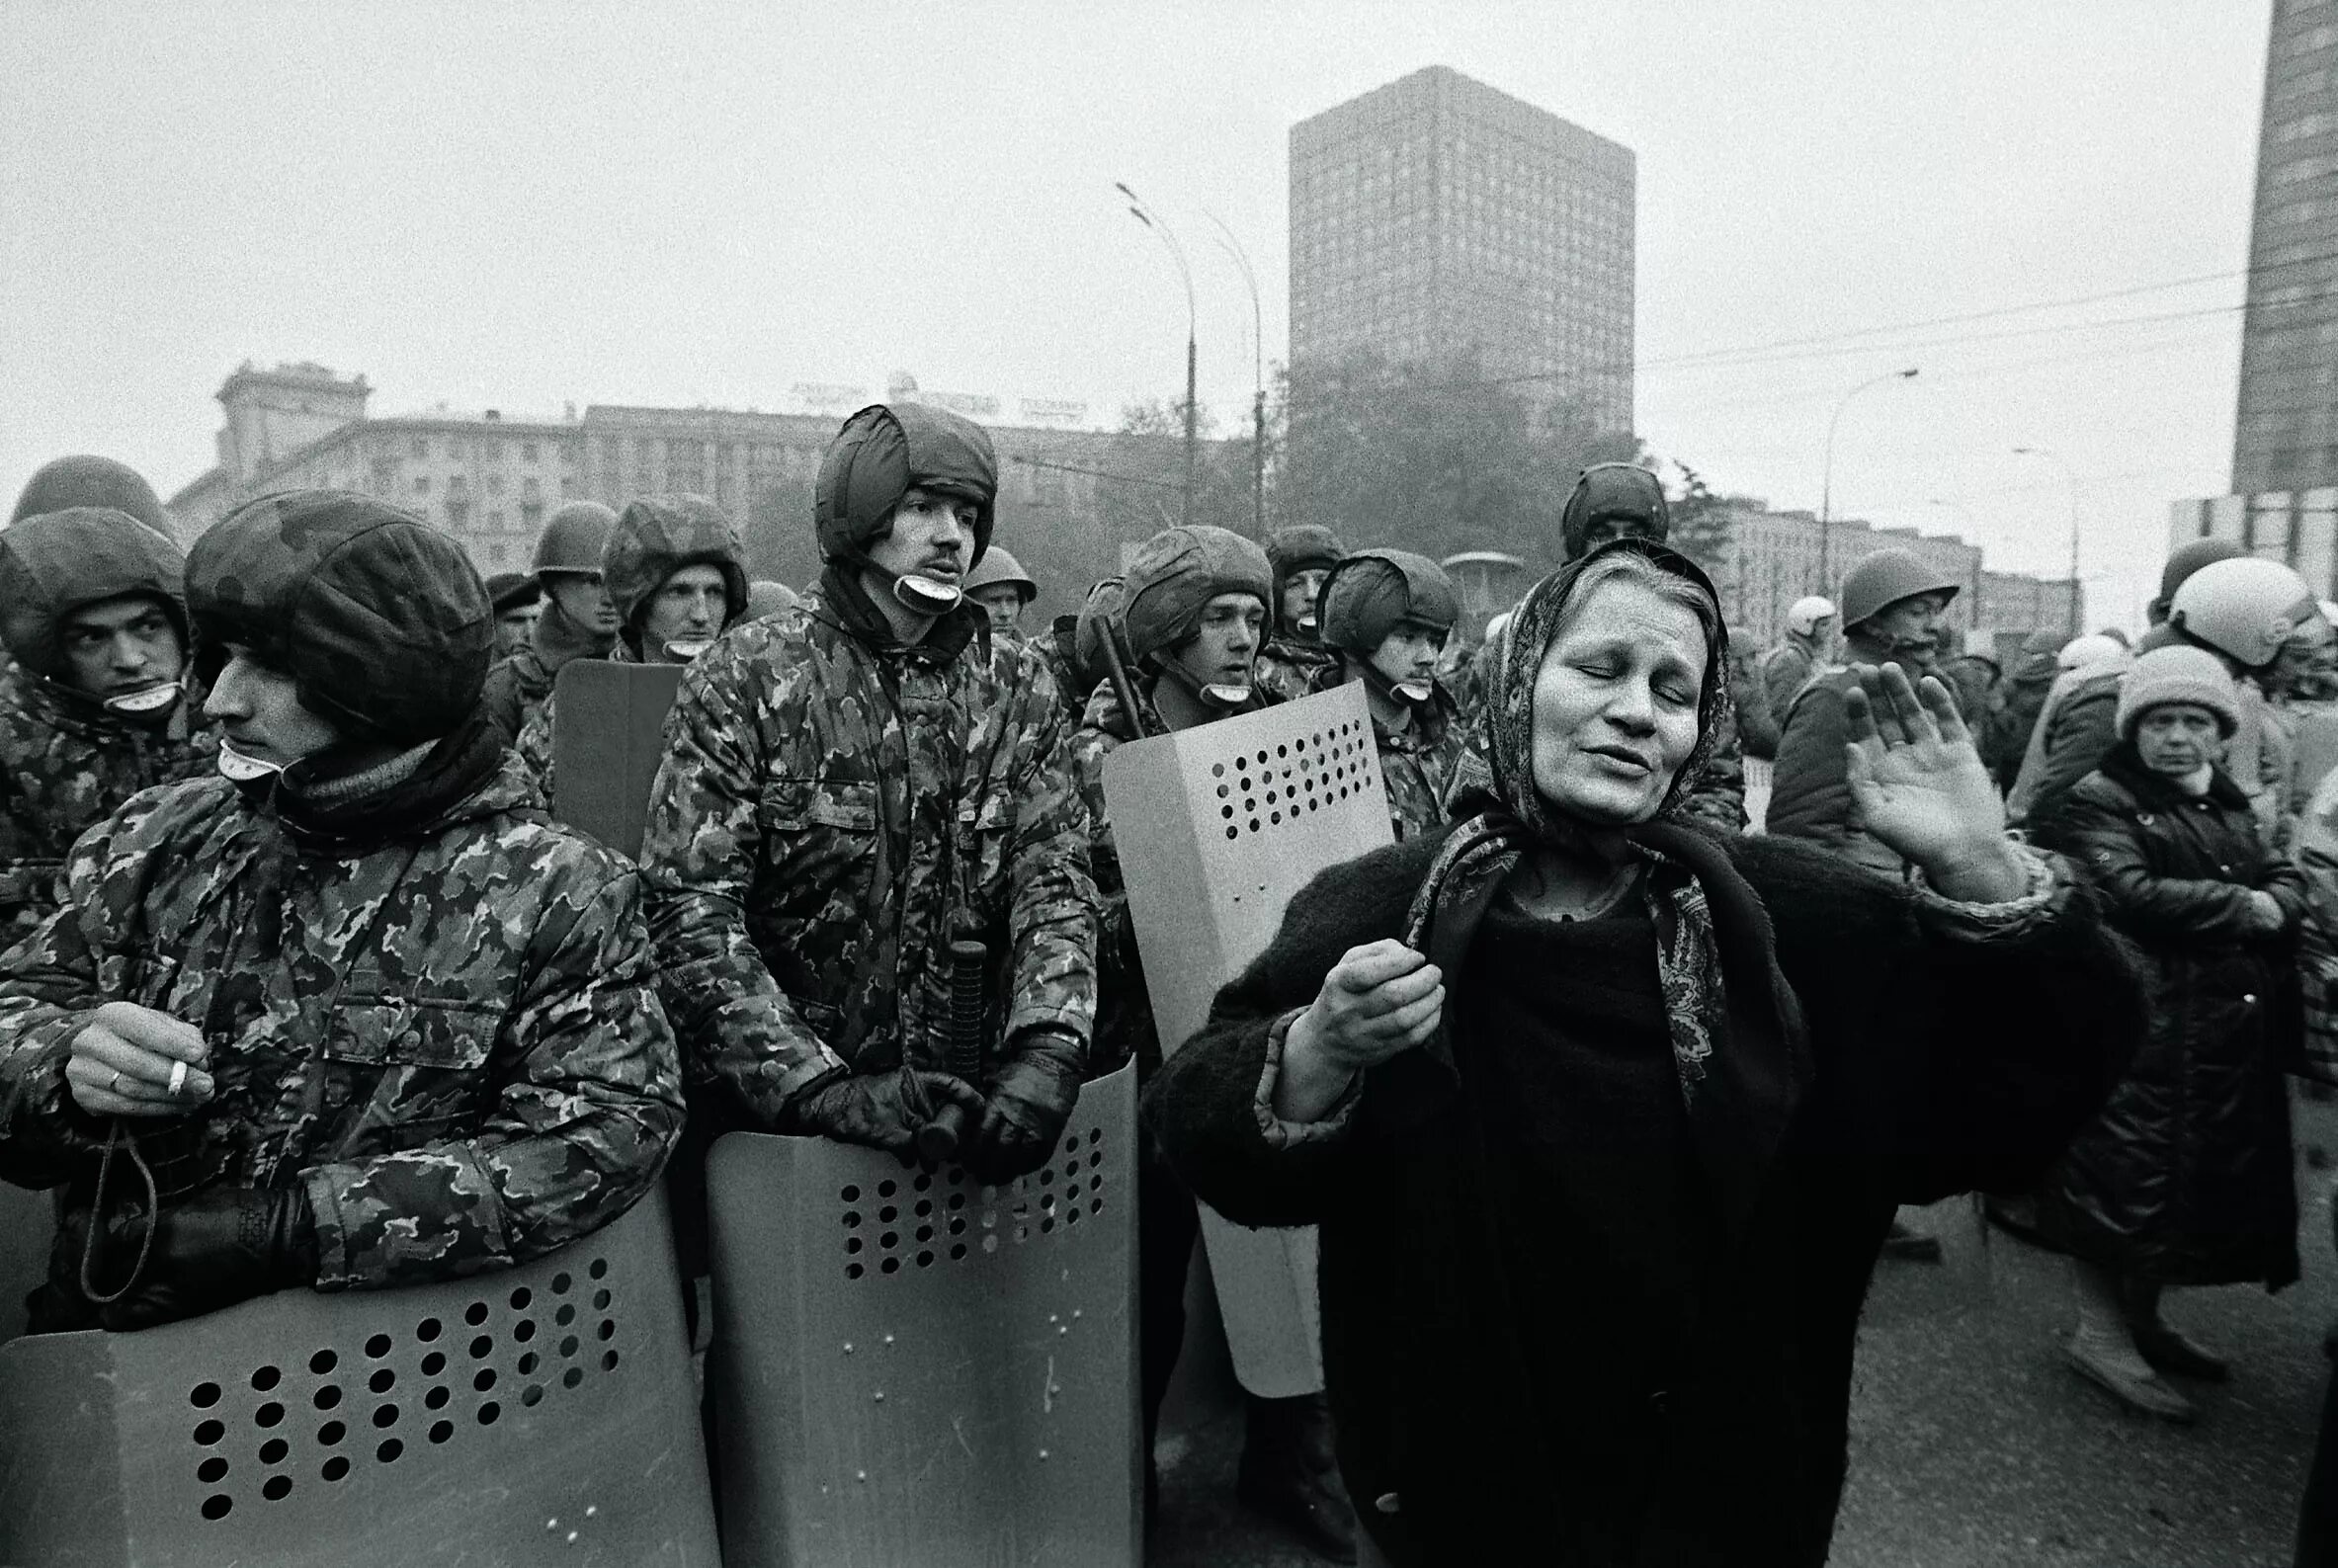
left=0, top=753, right=683, bottom=1291
left=640, top=585, right=1101, bottom=1125
left=1307, top=667, right=1466, bottom=842
left=0, top=663, right=217, bottom=944
left=1255, top=637, right=1340, bottom=705
left=478, top=642, right=558, bottom=745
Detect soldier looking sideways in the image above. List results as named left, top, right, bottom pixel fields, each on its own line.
left=0, top=489, right=683, bottom=1333
left=0, top=503, right=217, bottom=943
left=641, top=403, right=1101, bottom=1183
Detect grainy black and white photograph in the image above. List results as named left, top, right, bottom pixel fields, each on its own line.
left=2, top=3, right=2336, bottom=1564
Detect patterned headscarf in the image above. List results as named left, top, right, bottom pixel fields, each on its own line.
left=1455, top=536, right=1732, bottom=838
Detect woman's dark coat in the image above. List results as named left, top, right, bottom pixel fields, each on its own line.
left=2035, top=744, right=2303, bottom=1288
left=1144, top=825, right=2139, bottom=1567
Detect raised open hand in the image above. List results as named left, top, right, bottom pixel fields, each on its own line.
left=1844, top=663, right=2026, bottom=901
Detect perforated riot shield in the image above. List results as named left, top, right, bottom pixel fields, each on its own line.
left=0, top=1193, right=716, bottom=1566
left=1102, top=682, right=1391, bottom=1397
left=551, top=660, right=686, bottom=860
left=706, top=1063, right=1137, bottom=1568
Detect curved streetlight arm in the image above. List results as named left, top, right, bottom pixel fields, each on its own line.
left=1118, top=181, right=1200, bottom=528
left=1817, top=367, right=1918, bottom=586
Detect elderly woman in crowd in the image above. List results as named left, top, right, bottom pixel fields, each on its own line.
left=1144, top=538, right=2140, bottom=1567
left=2037, top=644, right=2303, bottom=1425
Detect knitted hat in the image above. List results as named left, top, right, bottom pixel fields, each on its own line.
left=2116, top=644, right=2239, bottom=739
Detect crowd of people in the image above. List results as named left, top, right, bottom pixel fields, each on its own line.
left=0, top=409, right=2333, bottom=1564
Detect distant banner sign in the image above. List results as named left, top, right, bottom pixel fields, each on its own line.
left=790, top=382, right=869, bottom=408
left=924, top=390, right=1001, bottom=418
left=1019, top=398, right=1089, bottom=424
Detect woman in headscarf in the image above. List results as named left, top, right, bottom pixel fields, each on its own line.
left=1144, top=539, right=2140, bottom=1567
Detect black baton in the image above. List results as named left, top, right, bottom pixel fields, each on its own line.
left=916, top=937, right=990, bottom=1162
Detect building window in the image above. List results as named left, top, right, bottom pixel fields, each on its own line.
left=411, top=438, right=428, bottom=459
left=522, top=475, right=541, bottom=499
left=490, top=542, right=511, bottom=566
left=521, top=501, right=544, bottom=531
left=447, top=498, right=470, bottom=527
left=414, top=476, right=430, bottom=496
left=522, top=442, right=539, bottom=461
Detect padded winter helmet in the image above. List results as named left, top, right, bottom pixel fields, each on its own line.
left=962, top=545, right=1037, bottom=604
left=2055, top=632, right=2127, bottom=672
left=1558, top=463, right=1670, bottom=560
left=1318, top=549, right=1461, bottom=656
left=1838, top=548, right=1960, bottom=630
left=534, top=501, right=618, bottom=577
left=10, top=455, right=174, bottom=541
left=814, top=402, right=998, bottom=570
left=1121, top=526, right=1273, bottom=666
left=2167, top=555, right=2322, bottom=670
left=1786, top=595, right=1836, bottom=636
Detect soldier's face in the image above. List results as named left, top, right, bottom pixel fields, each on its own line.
left=870, top=489, right=979, bottom=587
left=545, top=572, right=619, bottom=634
left=1168, top=594, right=1267, bottom=689
left=203, top=647, right=342, bottom=764
left=495, top=603, right=540, bottom=657
left=642, top=563, right=730, bottom=660
left=59, top=594, right=184, bottom=701
left=1282, top=569, right=1329, bottom=629
left=1868, top=593, right=1948, bottom=648
left=1368, top=619, right=1448, bottom=690
left=970, top=585, right=1027, bottom=633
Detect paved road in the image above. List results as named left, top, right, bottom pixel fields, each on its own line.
left=1151, top=1091, right=2338, bottom=1567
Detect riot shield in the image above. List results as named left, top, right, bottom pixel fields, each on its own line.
left=0, top=1184, right=51, bottom=1342
left=0, top=1192, right=716, bottom=1566
left=1102, top=682, right=1391, bottom=1397
left=705, top=1063, right=1138, bottom=1567
left=550, top=659, right=685, bottom=860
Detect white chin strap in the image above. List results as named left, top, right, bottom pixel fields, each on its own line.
left=216, top=744, right=285, bottom=784
left=1392, top=679, right=1436, bottom=705
left=105, top=682, right=182, bottom=715
left=1201, top=682, right=1253, bottom=708
left=1294, top=614, right=1318, bottom=632
left=663, top=639, right=715, bottom=662
left=893, top=574, right=962, bottom=614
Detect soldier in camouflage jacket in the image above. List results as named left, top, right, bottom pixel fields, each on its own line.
left=514, top=494, right=748, bottom=807
left=1310, top=548, right=1469, bottom=842
left=0, top=491, right=681, bottom=1333
left=0, top=505, right=217, bottom=941
left=641, top=403, right=1099, bottom=1183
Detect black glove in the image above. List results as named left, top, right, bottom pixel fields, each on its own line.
left=97, top=1185, right=320, bottom=1333
left=963, top=1031, right=1084, bottom=1185
left=787, top=1067, right=986, bottom=1154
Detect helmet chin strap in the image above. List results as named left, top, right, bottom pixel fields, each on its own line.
left=662, top=638, right=715, bottom=662
left=105, top=681, right=184, bottom=716
left=216, top=743, right=285, bottom=784
left=1152, top=652, right=1252, bottom=710
left=1356, top=658, right=1435, bottom=708
left=892, top=574, right=963, bottom=614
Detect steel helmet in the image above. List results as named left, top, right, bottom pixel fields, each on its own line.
left=1838, top=548, right=1961, bottom=630
left=1786, top=595, right=1836, bottom=636
left=2055, top=632, right=2127, bottom=671
left=962, top=545, right=1037, bottom=604
left=534, top=501, right=618, bottom=577
left=2167, top=555, right=2322, bottom=669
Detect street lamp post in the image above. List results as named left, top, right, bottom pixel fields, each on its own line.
left=1204, top=210, right=1267, bottom=543
left=1818, top=368, right=1919, bottom=590
left=1117, top=182, right=1197, bottom=529
left=2012, top=446, right=2082, bottom=638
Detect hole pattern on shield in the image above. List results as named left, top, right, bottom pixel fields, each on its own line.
left=838, top=1122, right=1113, bottom=1279
left=1208, top=725, right=1379, bottom=841
left=180, top=1252, right=623, bottom=1522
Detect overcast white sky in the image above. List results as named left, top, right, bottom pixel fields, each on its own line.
left=0, top=1, right=2277, bottom=629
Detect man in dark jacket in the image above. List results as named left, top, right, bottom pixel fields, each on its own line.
left=1769, top=548, right=1962, bottom=874
left=1255, top=525, right=1346, bottom=702
left=0, top=489, right=683, bottom=1333
left=640, top=404, right=1100, bottom=1184
left=1983, top=630, right=2062, bottom=790
left=1761, top=596, right=1835, bottom=735
left=0, top=506, right=216, bottom=942
left=479, top=501, right=620, bottom=742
